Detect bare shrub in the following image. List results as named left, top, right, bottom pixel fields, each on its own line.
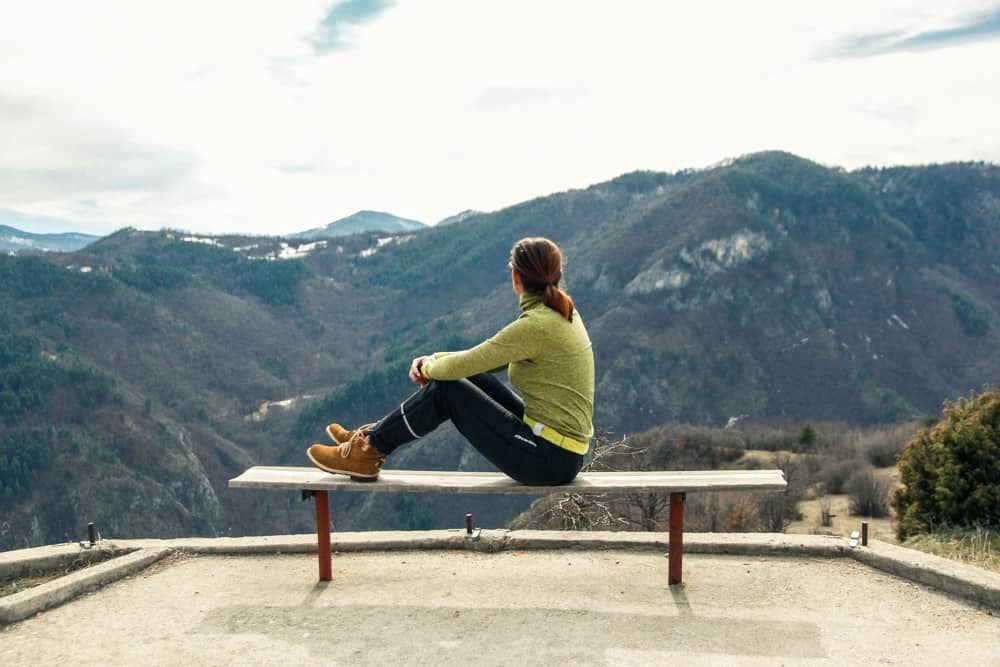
left=772, top=452, right=806, bottom=521
left=800, top=454, right=824, bottom=480
left=847, top=468, right=890, bottom=518
left=731, top=421, right=797, bottom=451
left=724, top=495, right=758, bottom=531
left=858, top=421, right=916, bottom=467
left=686, top=492, right=780, bottom=533
left=756, top=493, right=789, bottom=532
left=820, top=458, right=865, bottom=495
left=622, top=493, right=670, bottom=531
left=685, top=492, right=724, bottom=532
left=865, top=441, right=900, bottom=467
left=818, top=498, right=833, bottom=527
left=518, top=432, right=659, bottom=531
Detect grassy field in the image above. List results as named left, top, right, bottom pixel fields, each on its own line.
left=904, top=528, right=1000, bottom=574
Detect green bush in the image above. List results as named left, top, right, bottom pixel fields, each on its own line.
left=893, top=387, right=1000, bottom=539
left=797, top=423, right=817, bottom=449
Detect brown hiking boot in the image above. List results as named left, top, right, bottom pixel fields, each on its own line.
left=307, top=430, right=386, bottom=481
left=325, top=422, right=375, bottom=444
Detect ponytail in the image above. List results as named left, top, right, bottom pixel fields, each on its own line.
left=543, top=283, right=575, bottom=322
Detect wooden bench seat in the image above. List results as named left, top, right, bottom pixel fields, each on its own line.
left=229, top=466, right=786, bottom=585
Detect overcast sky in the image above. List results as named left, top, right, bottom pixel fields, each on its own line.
left=2, top=1, right=999, bottom=236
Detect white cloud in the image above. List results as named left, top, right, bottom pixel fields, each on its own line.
left=0, top=0, right=997, bottom=236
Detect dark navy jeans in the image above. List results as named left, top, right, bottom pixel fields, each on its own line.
left=368, top=373, right=583, bottom=486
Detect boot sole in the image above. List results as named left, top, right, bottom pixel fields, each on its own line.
left=307, top=448, right=379, bottom=482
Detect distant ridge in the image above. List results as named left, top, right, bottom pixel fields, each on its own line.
left=436, top=209, right=483, bottom=226
left=290, top=210, right=426, bottom=239
left=0, top=224, right=100, bottom=253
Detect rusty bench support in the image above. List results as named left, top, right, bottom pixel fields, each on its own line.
left=310, top=490, right=332, bottom=581
left=668, top=492, right=685, bottom=585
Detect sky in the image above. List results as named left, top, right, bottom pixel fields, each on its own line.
left=1, top=0, right=999, bottom=237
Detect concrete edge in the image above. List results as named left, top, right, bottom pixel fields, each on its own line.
left=0, top=547, right=172, bottom=625
left=109, top=531, right=486, bottom=554
left=852, top=539, right=1000, bottom=611
left=3, top=531, right=997, bottom=616
left=0, top=543, right=131, bottom=580
left=109, top=530, right=854, bottom=558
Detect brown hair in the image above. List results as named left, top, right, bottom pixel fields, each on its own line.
left=509, top=237, right=575, bottom=322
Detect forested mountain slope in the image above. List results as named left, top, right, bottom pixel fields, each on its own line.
left=2, top=152, right=997, bottom=548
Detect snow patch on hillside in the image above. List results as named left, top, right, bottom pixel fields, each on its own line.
left=246, top=240, right=327, bottom=261
left=360, top=235, right=404, bottom=258
left=277, top=240, right=326, bottom=259
left=359, top=236, right=395, bottom=257
left=889, top=314, right=910, bottom=330
left=181, top=236, right=224, bottom=247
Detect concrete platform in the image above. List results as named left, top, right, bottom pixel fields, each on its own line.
left=1, top=549, right=998, bottom=666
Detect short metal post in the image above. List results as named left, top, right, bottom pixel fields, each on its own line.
left=668, top=492, right=685, bottom=586
left=87, top=522, right=96, bottom=545
left=465, top=513, right=473, bottom=535
left=315, top=491, right=332, bottom=581
left=861, top=521, right=869, bottom=547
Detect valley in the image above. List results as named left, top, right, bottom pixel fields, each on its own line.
left=1, top=152, right=998, bottom=549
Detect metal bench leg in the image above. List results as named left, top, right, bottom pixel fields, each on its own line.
left=668, top=492, right=685, bottom=585
left=314, top=490, right=332, bottom=581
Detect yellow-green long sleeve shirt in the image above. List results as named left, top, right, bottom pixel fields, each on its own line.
left=421, top=293, right=595, bottom=445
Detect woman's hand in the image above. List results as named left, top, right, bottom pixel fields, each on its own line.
left=409, top=355, right=433, bottom=385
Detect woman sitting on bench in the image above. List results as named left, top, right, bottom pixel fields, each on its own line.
left=307, top=236, right=595, bottom=485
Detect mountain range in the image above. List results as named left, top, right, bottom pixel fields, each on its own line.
left=3, top=208, right=480, bottom=252
left=0, top=225, right=100, bottom=253
left=1, top=151, right=997, bottom=549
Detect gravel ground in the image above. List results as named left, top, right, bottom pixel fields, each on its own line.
left=1, top=550, right=997, bottom=666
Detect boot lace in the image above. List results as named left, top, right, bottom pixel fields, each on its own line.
left=337, top=424, right=374, bottom=458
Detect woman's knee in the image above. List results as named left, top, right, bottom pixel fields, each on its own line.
left=432, top=378, right=472, bottom=399
left=426, top=378, right=469, bottom=415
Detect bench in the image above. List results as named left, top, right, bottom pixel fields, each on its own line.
left=228, top=467, right=786, bottom=585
